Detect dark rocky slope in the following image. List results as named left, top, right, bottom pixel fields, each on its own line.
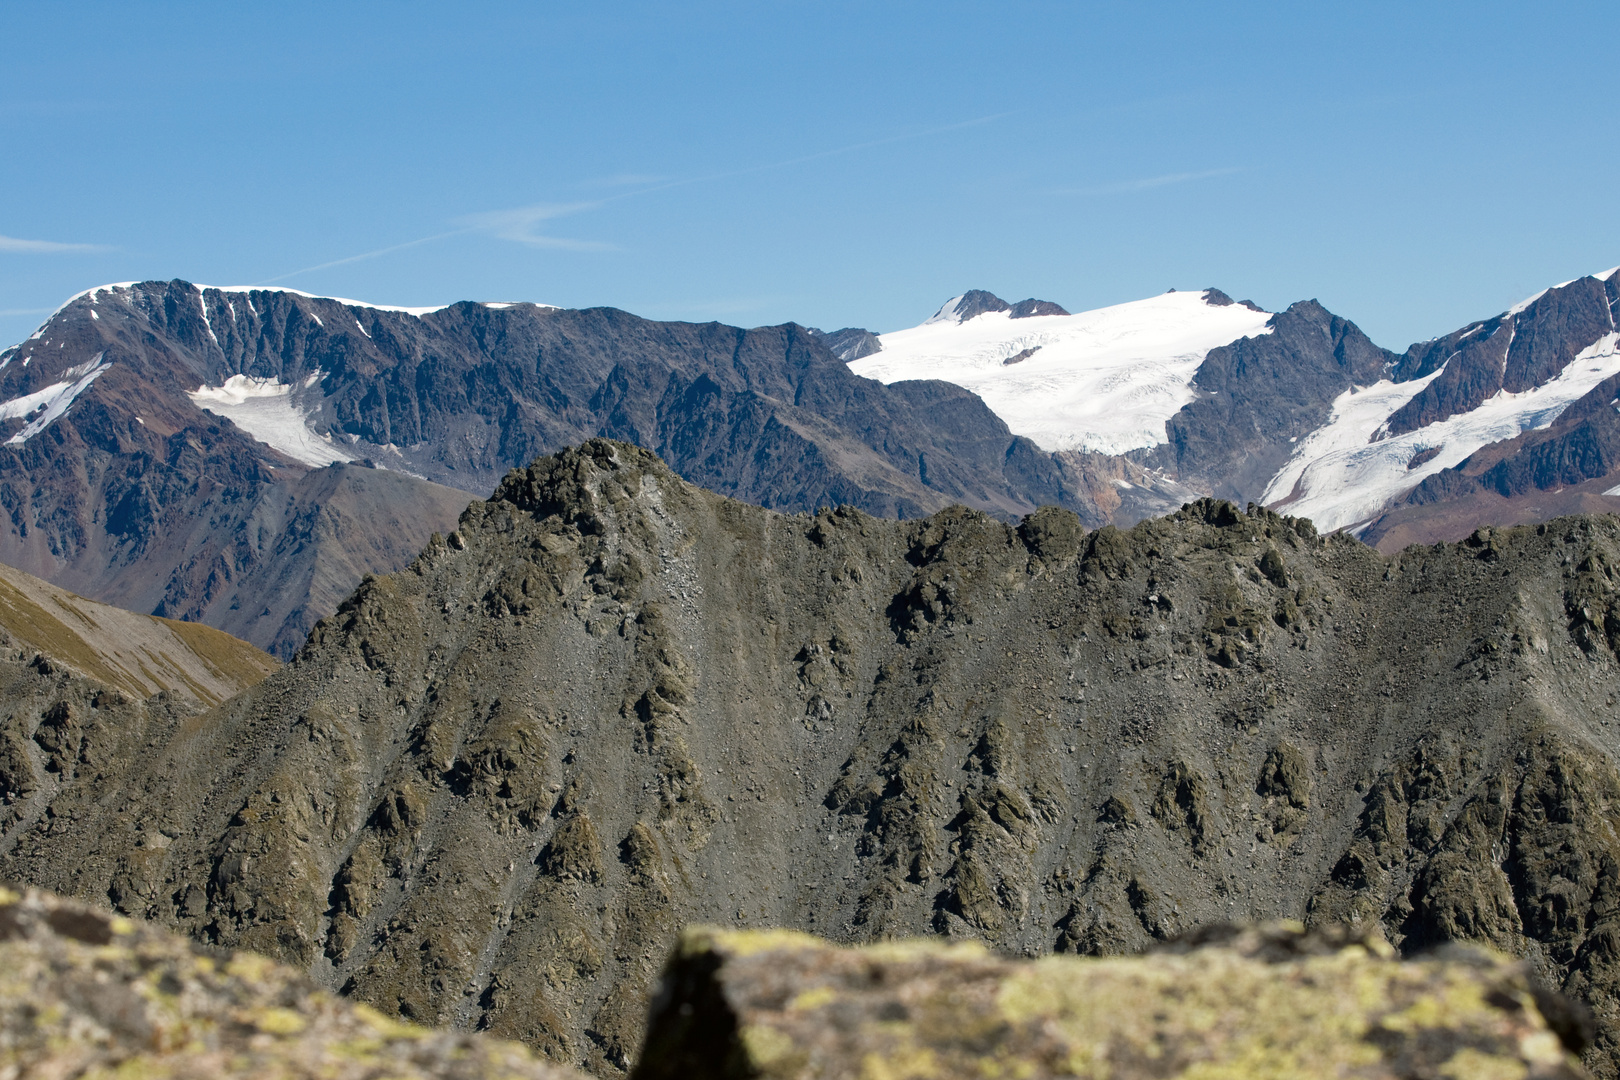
left=9, top=442, right=1620, bottom=1075
left=1145, top=299, right=1397, bottom=504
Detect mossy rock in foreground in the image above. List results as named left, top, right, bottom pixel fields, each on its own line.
left=0, top=885, right=585, bottom=1079
left=635, top=923, right=1594, bottom=1080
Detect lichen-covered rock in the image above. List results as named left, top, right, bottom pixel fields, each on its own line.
left=636, top=924, right=1591, bottom=1080
left=0, top=885, right=586, bottom=1079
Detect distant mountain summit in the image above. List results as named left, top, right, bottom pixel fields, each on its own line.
left=923, top=289, right=1072, bottom=325
left=853, top=271, right=1620, bottom=547
left=853, top=287, right=1276, bottom=456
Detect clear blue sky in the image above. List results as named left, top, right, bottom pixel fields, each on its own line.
left=3, top=2, right=1617, bottom=353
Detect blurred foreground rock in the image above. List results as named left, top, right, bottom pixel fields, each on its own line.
left=0, top=885, right=585, bottom=1079
left=634, top=923, right=1593, bottom=1080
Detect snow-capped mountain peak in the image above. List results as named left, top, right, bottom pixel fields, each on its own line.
left=851, top=287, right=1274, bottom=456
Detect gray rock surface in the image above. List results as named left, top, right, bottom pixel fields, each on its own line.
left=5, top=442, right=1620, bottom=1075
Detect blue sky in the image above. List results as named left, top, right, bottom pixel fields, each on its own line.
left=2, top=2, right=1617, bottom=352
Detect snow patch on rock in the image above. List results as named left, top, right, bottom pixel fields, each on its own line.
left=2, top=354, right=112, bottom=445
left=187, top=373, right=355, bottom=467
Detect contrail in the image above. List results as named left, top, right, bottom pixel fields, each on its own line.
left=0, top=234, right=111, bottom=254
left=253, top=229, right=474, bottom=285
left=1055, top=167, right=1244, bottom=197
left=255, top=112, right=1013, bottom=284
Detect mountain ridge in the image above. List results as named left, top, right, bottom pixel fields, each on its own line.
left=8, top=440, right=1620, bottom=1075
left=10, top=268, right=1620, bottom=660
left=0, top=281, right=1110, bottom=655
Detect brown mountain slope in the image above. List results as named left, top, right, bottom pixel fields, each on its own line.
left=8, top=442, right=1620, bottom=1076
left=0, top=558, right=275, bottom=706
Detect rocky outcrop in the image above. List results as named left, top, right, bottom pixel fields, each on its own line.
left=1008, top=297, right=1070, bottom=318
left=0, top=884, right=584, bottom=1079
left=0, top=558, right=275, bottom=705
left=926, top=290, right=1070, bottom=323
left=9, top=442, right=1620, bottom=1074
left=1148, top=299, right=1398, bottom=503
left=806, top=326, right=881, bottom=362
left=0, top=882, right=1587, bottom=1080
left=636, top=924, right=1589, bottom=1080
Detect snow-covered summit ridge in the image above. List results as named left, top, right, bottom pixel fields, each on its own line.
left=20, top=281, right=560, bottom=344
left=1504, top=266, right=1620, bottom=318
left=851, top=288, right=1274, bottom=455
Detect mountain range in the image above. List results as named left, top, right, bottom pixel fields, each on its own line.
left=4, top=269, right=1620, bottom=661
left=849, top=271, right=1620, bottom=545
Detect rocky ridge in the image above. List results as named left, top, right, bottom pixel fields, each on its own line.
left=7, top=442, right=1620, bottom=1074
left=0, top=281, right=1098, bottom=654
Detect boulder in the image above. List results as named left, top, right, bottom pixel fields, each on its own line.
left=0, top=885, right=585, bottom=1079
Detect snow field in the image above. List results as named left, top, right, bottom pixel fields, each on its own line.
left=849, top=291, right=1274, bottom=455
left=187, top=372, right=355, bottom=467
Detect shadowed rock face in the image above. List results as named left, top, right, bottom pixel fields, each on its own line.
left=1356, top=273, right=1620, bottom=547
left=10, top=442, right=1620, bottom=1075
left=1148, top=299, right=1398, bottom=503
left=635, top=925, right=1589, bottom=1080
left=0, top=885, right=586, bottom=1079
left=806, top=326, right=882, bottom=362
